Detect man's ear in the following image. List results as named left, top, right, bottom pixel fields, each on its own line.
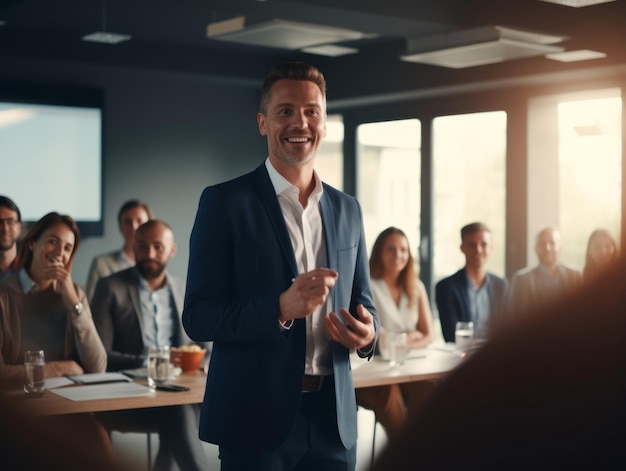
left=257, top=112, right=267, bottom=136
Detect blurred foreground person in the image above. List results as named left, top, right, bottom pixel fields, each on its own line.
left=371, top=253, right=626, bottom=470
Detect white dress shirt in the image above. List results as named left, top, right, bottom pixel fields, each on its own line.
left=265, top=158, right=333, bottom=376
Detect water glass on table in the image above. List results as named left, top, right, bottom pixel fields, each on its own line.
left=24, top=350, right=46, bottom=396
left=455, top=321, right=474, bottom=352
left=148, top=345, right=171, bottom=388
left=388, top=332, right=408, bottom=368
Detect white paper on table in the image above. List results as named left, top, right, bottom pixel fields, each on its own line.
left=45, top=376, right=75, bottom=389
left=51, top=382, right=154, bottom=401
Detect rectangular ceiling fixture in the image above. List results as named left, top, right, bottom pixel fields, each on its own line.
left=400, top=26, right=566, bottom=68
left=207, top=18, right=367, bottom=50
left=538, top=0, right=617, bottom=7
left=301, top=45, right=359, bottom=57
left=546, top=49, right=607, bottom=62
left=82, top=31, right=131, bottom=44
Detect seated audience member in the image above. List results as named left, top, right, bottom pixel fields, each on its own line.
left=0, top=195, right=22, bottom=281
left=509, top=226, right=581, bottom=314
left=0, top=212, right=114, bottom=462
left=0, top=212, right=106, bottom=380
left=85, top=199, right=153, bottom=299
left=583, top=228, right=619, bottom=282
left=435, top=222, right=508, bottom=343
left=356, top=227, right=435, bottom=438
left=371, top=253, right=626, bottom=471
left=92, top=219, right=209, bottom=471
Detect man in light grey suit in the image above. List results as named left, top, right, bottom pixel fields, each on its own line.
left=509, top=226, right=582, bottom=315
left=92, top=219, right=209, bottom=471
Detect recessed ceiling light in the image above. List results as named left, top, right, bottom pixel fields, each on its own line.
left=82, top=31, right=131, bottom=44
left=538, top=0, right=617, bottom=7
left=546, top=49, right=607, bottom=62
left=301, top=45, right=359, bottom=57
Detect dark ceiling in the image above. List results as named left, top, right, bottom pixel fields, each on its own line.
left=1, top=0, right=626, bottom=106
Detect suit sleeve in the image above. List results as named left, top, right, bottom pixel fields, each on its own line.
left=182, top=186, right=288, bottom=344
left=435, top=279, right=457, bottom=343
left=91, top=278, right=145, bottom=371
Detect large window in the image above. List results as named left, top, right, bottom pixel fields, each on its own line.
left=432, top=111, right=507, bottom=286
left=356, top=119, right=422, bottom=255
left=528, top=88, right=622, bottom=268
left=317, top=114, right=344, bottom=190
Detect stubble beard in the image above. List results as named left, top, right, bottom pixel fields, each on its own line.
left=136, top=260, right=166, bottom=280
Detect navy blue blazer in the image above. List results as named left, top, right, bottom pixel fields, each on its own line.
left=435, top=269, right=508, bottom=343
left=183, top=163, right=379, bottom=452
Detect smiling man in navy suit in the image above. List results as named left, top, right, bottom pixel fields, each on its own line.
left=436, top=222, right=508, bottom=343
left=183, top=62, right=379, bottom=471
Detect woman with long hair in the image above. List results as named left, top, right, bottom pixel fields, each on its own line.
left=583, top=228, right=619, bottom=281
left=0, top=212, right=106, bottom=379
left=0, top=213, right=117, bottom=464
left=356, top=227, right=435, bottom=437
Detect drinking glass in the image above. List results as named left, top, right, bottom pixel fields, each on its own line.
left=388, top=332, right=408, bottom=368
left=24, top=350, right=46, bottom=396
left=147, top=346, right=171, bottom=388
left=455, top=321, right=474, bottom=352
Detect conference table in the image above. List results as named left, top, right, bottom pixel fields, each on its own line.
left=352, top=346, right=463, bottom=388
left=6, top=371, right=207, bottom=417
left=6, top=345, right=464, bottom=417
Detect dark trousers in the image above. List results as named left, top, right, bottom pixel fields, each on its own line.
left=219, top=376, right=356, bottom=471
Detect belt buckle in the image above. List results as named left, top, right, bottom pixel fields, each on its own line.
left=302, top=375, right=323, bottom=393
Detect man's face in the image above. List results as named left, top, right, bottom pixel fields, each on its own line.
left=257, top=79, right=327, bottom=168
left=134, top=224, right=176, bottom=280
left=460, top=230, right=493, bottom=270
left=0, top=206, right=21, bottom=252
left=535, top=229, right=561, bottom=268
left=119, top=206, right=150, bottom=246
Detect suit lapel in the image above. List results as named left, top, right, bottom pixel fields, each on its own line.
left=319, top=193, right=337, bottom=271
left=253, top=165, right=299, bottom=278
left=127, top=269, right=144, bottom=334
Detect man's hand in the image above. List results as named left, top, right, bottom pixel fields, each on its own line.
left=278, top=268, right=338, bottom=323
left=324, top=304, right=376, bottom=351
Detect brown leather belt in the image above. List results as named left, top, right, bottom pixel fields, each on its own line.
left=302, top=375, right=325, bottom=393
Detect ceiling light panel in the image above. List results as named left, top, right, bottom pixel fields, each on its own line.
left=546, top=49, right=607, bottom=62
left=82, top=31, right=131, bottom=44
left=208, top=19, right=368, bottom=50
left=538, top=0, right=617, bottom=7
left=401, top=26, right=566, bottom=68
left=301, top=45, right=359, bottom=57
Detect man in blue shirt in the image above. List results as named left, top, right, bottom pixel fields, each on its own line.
left=92, top=220, right=209, bottom=471
left=435, top=222, right=508, bottom=343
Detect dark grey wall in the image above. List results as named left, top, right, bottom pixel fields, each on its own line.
left=2, top=56, right=267, bottom=286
